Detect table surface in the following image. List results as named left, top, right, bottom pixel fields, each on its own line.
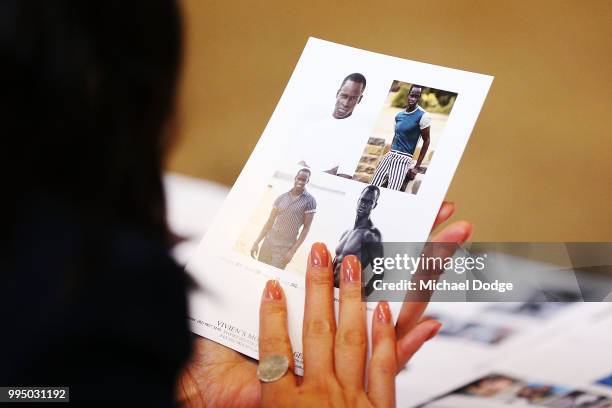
left=165, top=172, right=612, bottom=407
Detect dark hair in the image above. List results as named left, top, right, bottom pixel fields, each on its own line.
left=340, top=73, right=367, bottom=91
left=297, top=168, right=312, bottom=178
left=409, top=84, right=424, bottom=93
left=362, top=185, right=380, bottom=201
left=5, top=1, right=182, bottom=241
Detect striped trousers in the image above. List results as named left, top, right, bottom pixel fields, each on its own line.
left=370, top=150, right=413, bottom=191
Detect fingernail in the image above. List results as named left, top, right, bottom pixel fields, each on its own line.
left=441, top=202, right=454, bottom=218
left=341, top=255, right=361, bottom=282
left=264, top=280, right=282, bottom=300
left=426, top=321, right=442, bottom=341
left=462, top=222, right=474, bottom=243
left=376, top=302, right=391, bottom=324
left=309, top=242, right=329, bottom=267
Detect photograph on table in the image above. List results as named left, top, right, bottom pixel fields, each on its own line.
left=542, top=390, right=610, bottom=408
left=427, top=313, right=515, bottom=346
left=502, top=383, right=569, bottom=405
left=486, top=299, right=574, bottom=319
left=352, top=81, right=458, bottom=194
left=597, top=374, right=612, bottom=388
left=419, top=372, right=611, bottom=408
left=417, top=373, right=524, bottom=407
left=455, top=374, right=522, bottom=398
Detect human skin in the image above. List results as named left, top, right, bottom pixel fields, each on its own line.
left=405, top=87, right=431, bottom=180
left=332, top=80, right=364, bottom=119
left=300, top=77, right=365, bottom=175
left=333, top=187, right=383, bottom=294
left=257, top=252, right=396, bottom=407
left=177, top=201, right=471, bottom=407
left=251, top=170, right=312, bottom=261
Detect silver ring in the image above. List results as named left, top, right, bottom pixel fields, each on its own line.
left=257, top=354, right=290, bottom=383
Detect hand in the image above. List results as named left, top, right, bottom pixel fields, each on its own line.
left=258, top=249, right=397, bottom=407
left=393, top=201, right=472, bottom=372
left=408, top=167, right=419, bottom=180
left=251, top=242, right=260, bottom=259
left=177, top=336, right=260, bottom=408
left=175, top=202, right=471, bottom=406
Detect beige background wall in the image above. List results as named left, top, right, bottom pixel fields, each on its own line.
left=168, top=0, right=612, bottom=241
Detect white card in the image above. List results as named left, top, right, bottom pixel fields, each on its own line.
left=185, top=37, right=493, bottom=374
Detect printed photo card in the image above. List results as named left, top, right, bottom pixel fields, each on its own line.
left=186, top=38, right=493, bottom=373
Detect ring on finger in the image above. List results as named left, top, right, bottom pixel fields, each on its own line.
left=257, top=354, right=290, bottom=383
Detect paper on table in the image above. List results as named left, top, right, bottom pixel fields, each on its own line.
left=405, top=302, right=612, bottom=407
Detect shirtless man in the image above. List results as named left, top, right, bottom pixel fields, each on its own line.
left=333, top=185, right=383, bottom=296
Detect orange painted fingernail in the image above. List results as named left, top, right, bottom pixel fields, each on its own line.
left=462, top=222, right=474, bottom=243
left=309, top=242, right=329, bottom=267
left=440, top=202, right=454, bottom=219
left=426, top=321, right=442, bottom=341
left=264, top=280, right=282, bottom=300
left=376, top=302, right=391, bottom=324
left=341, top=255, right=361, bottom=282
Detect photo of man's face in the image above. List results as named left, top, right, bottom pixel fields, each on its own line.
left=356, top=187, right=378, bottom=217
left=407, top=86, right=422, bottom=110
left=294, top=170, right=310, bottom=191
left=333, top=77, right=365, bottom=119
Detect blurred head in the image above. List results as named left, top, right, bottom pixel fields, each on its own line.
left=5, top=0, right=183, bottom=241
left=293, top=168, right=311, bottom=193
left=469, top=375, right=515, bottom=397
left=333, top=73, right=366, bottom=119
left=517, top=385, right=553, bottom=400
left=407, top=85, right=423, bottom=111
left=357, top=185, right=379, bottom=217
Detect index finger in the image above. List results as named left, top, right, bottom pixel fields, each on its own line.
left=302, top=243, right=336, bottom=385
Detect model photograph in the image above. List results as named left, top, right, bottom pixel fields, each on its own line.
left=353, top=81, right=457, bottom=194
left=333, top=185, right=384, bottom=296
left=291, top=72, right=371, bottom=177
left=250, top=168, right=317, bottom=269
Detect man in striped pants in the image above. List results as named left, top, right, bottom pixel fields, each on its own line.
left=371, top=85, right=431, bottom=191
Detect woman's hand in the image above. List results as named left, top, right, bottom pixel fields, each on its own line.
left=176, top=201, right=471, bottom=407
left=177, top=336, right=260, bottom=408
left=258, top=248, right=397, bottom=407
left=393, top=201, right=472, bottom=372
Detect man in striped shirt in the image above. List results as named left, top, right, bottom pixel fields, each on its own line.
left=251, top=169, right=317, bottom=270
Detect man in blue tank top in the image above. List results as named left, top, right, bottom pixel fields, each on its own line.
left=371, top=85, right=431, bottom=191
